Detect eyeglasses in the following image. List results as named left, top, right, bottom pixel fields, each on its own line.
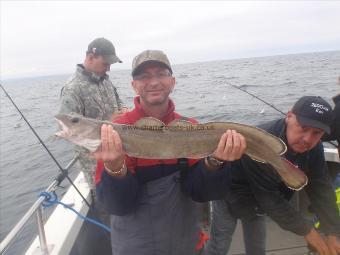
left=134, top=71, right=172, bottom=81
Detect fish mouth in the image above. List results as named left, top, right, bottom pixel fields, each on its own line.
left=55, top=118, right=70, bottom=137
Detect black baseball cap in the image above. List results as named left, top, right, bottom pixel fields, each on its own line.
left=87, top=38, right=122, bottom=64
left=292, top=96, right=333, bottom=134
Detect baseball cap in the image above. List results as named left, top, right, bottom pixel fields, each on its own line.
left=87, top=38, right=122, bottom=64
left=292, top=96, right=333, bottom=134
left=132, top=50, right=172, bottom=76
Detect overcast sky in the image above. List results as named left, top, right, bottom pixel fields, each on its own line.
left=1, top=1, right=340, bottom=79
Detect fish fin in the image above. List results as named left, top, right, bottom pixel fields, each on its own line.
left=280, top=157, right=308, bottom=191
left=167, top=119, right=193, bottom=128
left=134, top=117, right=165, bottom=128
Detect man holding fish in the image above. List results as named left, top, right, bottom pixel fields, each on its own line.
left=93, top=50, right=247, bottom=255
left=205, top=96, right=340, bottom=255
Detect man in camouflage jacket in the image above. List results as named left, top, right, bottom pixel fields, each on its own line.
left=59, top=38, right=125, bottom=191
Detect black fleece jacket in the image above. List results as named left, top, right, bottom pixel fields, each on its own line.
left=323, top=94, right=340, bottom=147
left=227, top=118, right=340, bottom=236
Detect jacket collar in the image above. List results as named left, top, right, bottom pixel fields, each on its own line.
left=76, top=64, right=108, bottom=83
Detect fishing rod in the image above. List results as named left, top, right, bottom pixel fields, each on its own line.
left=226, top=81, right=338, bottom=148
left=226, top=82, right=286, bottom=116
left=0, top=83, right=91, bottom=208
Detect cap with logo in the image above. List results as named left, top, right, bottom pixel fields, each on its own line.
left=132, top=50, right=172, bottom=76
left=87, top=38, right=122, bottom=64
left=292, top=96, right=334, bottom=134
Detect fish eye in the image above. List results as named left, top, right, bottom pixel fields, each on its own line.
left=71, top=117, right=79, bottom=123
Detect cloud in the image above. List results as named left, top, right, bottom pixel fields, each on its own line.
left=1, top=1, right=340, bottom=79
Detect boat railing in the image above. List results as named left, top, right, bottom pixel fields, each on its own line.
left=0, top=154, right=80, bottom=255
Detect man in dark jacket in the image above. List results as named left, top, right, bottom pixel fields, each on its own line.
left=323, top=78, right=340, bottom=158
left=329, top=93, right=340, bottom=156
left=206, top=96, right=340, bottom=255
left=93, top=50, right=247, bottom=255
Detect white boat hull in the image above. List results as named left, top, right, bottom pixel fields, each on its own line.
left=25, top=172, right=91, bottom=255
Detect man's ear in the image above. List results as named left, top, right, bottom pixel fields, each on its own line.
left=88, top=54, right=99, bottom=67
left=285, top=111, right=293, bottom=124
left=131, top=81, right=139, bottom=95
left=170, top=77, right=176, bottom=92
left=87, top=53, right=95, bottom=61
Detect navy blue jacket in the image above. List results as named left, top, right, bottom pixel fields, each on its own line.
left=97, top=160, right=231, bottom=215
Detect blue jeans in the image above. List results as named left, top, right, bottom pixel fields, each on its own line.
left=204, top=200, right=266, bottom=255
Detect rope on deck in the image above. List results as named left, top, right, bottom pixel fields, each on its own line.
left=39, top=191, right=111, bottom=233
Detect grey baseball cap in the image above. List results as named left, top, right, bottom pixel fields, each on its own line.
left=132, top=50, right=172, bottom=76
left=87, top=38, right=122, bottom=64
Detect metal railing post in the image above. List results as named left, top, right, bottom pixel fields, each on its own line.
left=36, top=206, right=49, bottom=254
left=0, top=154, right=79, bottom=254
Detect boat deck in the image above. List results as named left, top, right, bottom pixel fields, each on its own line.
left=203, top=180, right=335, bottom=255
left=227, top=217, right=309, bottom=255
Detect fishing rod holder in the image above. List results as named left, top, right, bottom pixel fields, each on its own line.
left=0, top=154, right=79, bottom=255
left=55, top=169, right=69, bottom=186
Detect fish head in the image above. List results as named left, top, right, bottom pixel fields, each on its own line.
left=55, top=113, right=101, bottom=152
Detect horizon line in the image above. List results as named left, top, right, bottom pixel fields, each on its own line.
left=2, top=49, right=339, bottom=82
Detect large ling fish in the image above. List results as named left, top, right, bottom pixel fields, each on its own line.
left=55, top=113, right=307, bottom=190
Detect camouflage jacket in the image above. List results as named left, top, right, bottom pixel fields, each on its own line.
left=59, top=64, right=124, bottom=190
left=59, top=64, right=123, bottom=120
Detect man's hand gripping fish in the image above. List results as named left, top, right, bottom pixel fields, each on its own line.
left=55, top=113, right=308, bottom=190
